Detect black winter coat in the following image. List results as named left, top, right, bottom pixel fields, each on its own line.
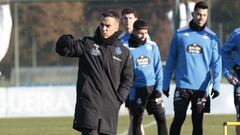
left=55, top=35, right=133, bottom=134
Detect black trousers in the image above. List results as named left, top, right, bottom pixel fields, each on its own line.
left=169, top=88, right=209, bottom=135
left=130, top=86, right=168, bottom=135
left=81, top=119, right=108, bottom=135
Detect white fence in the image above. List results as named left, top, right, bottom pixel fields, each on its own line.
left=0, top=84, right=236, bottom=118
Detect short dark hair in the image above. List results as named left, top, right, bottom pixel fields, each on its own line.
left=102, top=10, right=120, bottom=21
left=194, top=1, right=208, bottom=11
left=133, top=20, right=148, bottom=30
left=121, top=7, right=138, bottom=17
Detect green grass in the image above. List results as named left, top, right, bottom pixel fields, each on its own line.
left=0, top=114, right=237, bottom=135
left=136, top=114, right=237, bottom=135
left=0, top=117, right=79, bottom=135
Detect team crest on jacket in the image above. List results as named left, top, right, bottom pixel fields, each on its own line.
left=115, top=47, right=122, bottom=55
left=186, top=44, right=203, bottom=54
left=136, top=56, right=150, bottom=66
left=91, top=44, right=101, bottom=56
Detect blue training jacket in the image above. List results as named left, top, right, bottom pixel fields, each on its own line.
left=163, top=26, right=222, bottom=92
left=119, top=32, right=131, bottom=44
left=121, top=38, right=163, bottom=99
left=222, top=27, right=240, bottom=78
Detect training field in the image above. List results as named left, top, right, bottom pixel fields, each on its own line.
left=0, top=114, right=237, bottom=135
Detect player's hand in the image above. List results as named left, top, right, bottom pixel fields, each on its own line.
left=163, top=89, right=169, bottom=98
left=211, top=89, right=219, bottom=99
left=227, top=74, right=239, bottom=86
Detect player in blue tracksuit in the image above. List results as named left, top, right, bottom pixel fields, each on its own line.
left=163, top=2, right=222, bottom=135
left=119, top=7, right=146, bottom=135
left=123, top=19, right=168, bottom=135
left=119, top=8, right=150, bottom=45
left=222, top=27, right=240, bottom=134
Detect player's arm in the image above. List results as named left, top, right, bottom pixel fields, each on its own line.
left=153, top=43, right=163, bottom=93
left=221, top=32, right=238, bottom=79
left=163, top=33, right=178, bottom=96
left=55, top=34, right=84, bottom=57
left=117, top=50, right=134, bottom=104
left=211, top=37, right=222, bottom=98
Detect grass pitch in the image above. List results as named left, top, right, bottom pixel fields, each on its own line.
left=0, top=114, right=237, bottom=135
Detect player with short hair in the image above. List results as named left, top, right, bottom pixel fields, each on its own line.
left=119, top=7, right=145, bottom=135
left=122, top=19, right=168, bottom=135
left=119, top=7, right=138, bottom=43
left=163, top=1, right=222, bottom=135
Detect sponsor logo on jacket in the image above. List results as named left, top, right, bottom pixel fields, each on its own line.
left=136, top=56, right=150, bottom=66
left=186, top=44, right=203, bottom=54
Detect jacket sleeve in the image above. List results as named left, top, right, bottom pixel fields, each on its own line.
left=221, top=32, right=237, bottom=78
left=163, top=33, right=178, bottom=91
left=153, top=44, right=163, bottom=93
left=55, top=34, right=84, bottom=57
left=117, top=51, right=133, bottom=103
left=211, top=37, right=222, bottom=91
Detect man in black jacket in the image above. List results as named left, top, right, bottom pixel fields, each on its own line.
left=55, top=10, right=133, bottom=135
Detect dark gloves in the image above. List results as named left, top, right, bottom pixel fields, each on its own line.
left=56, top=34, right=74, bottom=46
left=163, top=89, right=169, bottom=97
left=56, top=34, right=74, bottom=55
left=211, top=89, right=219, bottom=99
